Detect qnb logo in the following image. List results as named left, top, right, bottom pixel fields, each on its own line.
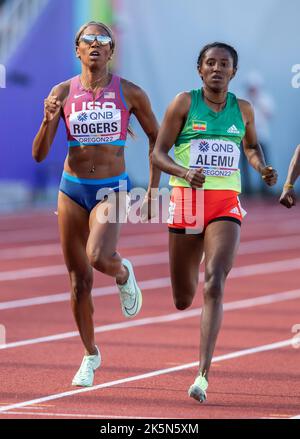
left=291, top=65, right=300, bottom=89
left=78, top=112, right=88, bottom=122
left=291, top=324, right=300, bottom=349
left=0, top=324, right=6, bottom=347
left=199, top=141, right=210, bottom=153
left=0, top=64, right=6, bottom=89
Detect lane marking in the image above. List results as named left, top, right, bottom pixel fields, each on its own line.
left=1, top=234, right=300, bottom=261
left=0, top=411, right=168, bottom=419
left=1, top=257, right=300, bottom=308
left=0, top=208, right=297, bottom=232
left=0, top=265, right=67, bottom=281
left=0, top=402, right=53, bottom=407
left=0, top=217, right=298, bottom=245
left=1, top=289, right=300, bottom=350
left=0, top=337, right=295, bottom=413
left=1, top=246, right=300, bottom=281
left=0, top=229, right=58, bottom=244
left=0, top=233, right=168, bottom=257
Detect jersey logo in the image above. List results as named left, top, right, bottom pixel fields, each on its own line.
left=78, top=112, right=88, bottom=122
left=227, top=125, right=240, bottom=134
left=198, top=140, right=210, bottom=153
left=74, top=93, right=86, bottom=99
left=193, top=120, right=207, bottom=132
left=229, top=207, right=240, bottom=215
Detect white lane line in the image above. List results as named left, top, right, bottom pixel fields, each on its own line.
left=0, top=233, right=168, bottom=259
left=1, top=256, right=300, bottom=307
left=0, top=229, right=166, bottom=246
left=229, top=258, right=300, bottom=278
left=1, top=232, right=300, bottom=261
left=0, top=278, right=169, bottom=310
left=0, top=411, right=168, bottom=419
left=0, top=244, right=62, bottom=260
left=0, top=229, right=58, bottom=244
left=0, top=211, right=299, bottom=247
left=0, top=337, right=295, bottom=414
left=3, top=255, right=300, bottom=283
left=238, top=235, right=300, bottom=254
left=0, top=265, right=67, bottom=281
left=1, top=288, right=300, bottom=350
left=0, top=207, right=296, bottom=232
left=0, top=211, right=284, bottom=235
left=0, top=402, right=53, bottom=408
left=0, top=222, right=297, bottom=246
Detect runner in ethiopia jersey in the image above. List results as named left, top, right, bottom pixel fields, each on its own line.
left=32, top=21, right=160, bottom=387
left=153, top=42, right=278, bottom=403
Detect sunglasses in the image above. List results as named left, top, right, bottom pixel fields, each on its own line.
left=79, top=34, right=112, bottom=46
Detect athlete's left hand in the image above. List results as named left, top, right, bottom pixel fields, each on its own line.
left=140, top=195, right=158, bottom=223
left=279, top=188, right=296, bottom=208
left=261, top=166, right=278, bottom=186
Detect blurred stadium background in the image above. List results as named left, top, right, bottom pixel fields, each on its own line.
left=0, top=0, right=299, bottom=211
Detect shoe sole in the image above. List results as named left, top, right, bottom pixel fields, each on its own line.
left=121, top=259, right=143, bottom=318
left=72, top=381, right=93, bottom=387
left=188, top=385, right=207, bottom=403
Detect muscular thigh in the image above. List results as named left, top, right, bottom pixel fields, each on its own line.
left=57, top=191, right=91, bottom=275
left=204, top=220, right=241, bottom=279
left=87, top=192, right=128, bottom=256
left=169, top=232, right=204, bottom=301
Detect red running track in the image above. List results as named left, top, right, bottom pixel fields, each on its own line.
left=0, top=198, right=300, bottom=419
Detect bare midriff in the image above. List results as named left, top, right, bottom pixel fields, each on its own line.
left=64, top=144, right=126, bottom=179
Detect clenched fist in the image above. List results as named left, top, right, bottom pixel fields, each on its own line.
left=261, top=166, right=278, bottom=186
left=279, top=187, right=296, bottom=208
left=44, top=95, right=62, bottom=121
left=185, top=168, right=206, bottom=189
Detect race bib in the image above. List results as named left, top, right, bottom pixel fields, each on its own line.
left=69, top=108, right=121, bottom=144
left=189, top=139, right=240, bottom=177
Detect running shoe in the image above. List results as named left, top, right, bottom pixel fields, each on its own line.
left=188, top=374, right=208, bottom=403
left=72, top=346, right=101, bottom=387
left=117, top=258, right=142, bottom=318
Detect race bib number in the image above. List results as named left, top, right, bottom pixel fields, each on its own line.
left=69, top=108, right=121, bottom=144
left=189, top=139, right=240, bottom=177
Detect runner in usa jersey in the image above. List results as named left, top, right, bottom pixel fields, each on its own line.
left=32, top=21, right=160, bottom=388
left=153, top=42, right=277, bottom=404
left=63, top=74, right=130, bottom=148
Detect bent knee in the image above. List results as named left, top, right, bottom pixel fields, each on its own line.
left=174, top=298, right=193, bottom=311
left=87, top=247, right=110, bottom=273
left=173, top=287, right=195, bottom=311
left=172, top=279, right=198, bottom=310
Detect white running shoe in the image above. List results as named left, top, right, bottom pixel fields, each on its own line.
left=188, top=374, right=208, bottom=403
left=72, top=346, right=101, bottom=387
left=117, top=258, right=142, bottom=318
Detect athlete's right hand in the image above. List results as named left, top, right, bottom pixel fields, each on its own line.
left=184, top=168, right=206, bottom=189
left=279, top=188, right=296, bottom=208
left=44, top=95, right=62, bottom=121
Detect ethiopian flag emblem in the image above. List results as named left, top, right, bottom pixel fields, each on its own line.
left=192, top=120, right=207, bottom=132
